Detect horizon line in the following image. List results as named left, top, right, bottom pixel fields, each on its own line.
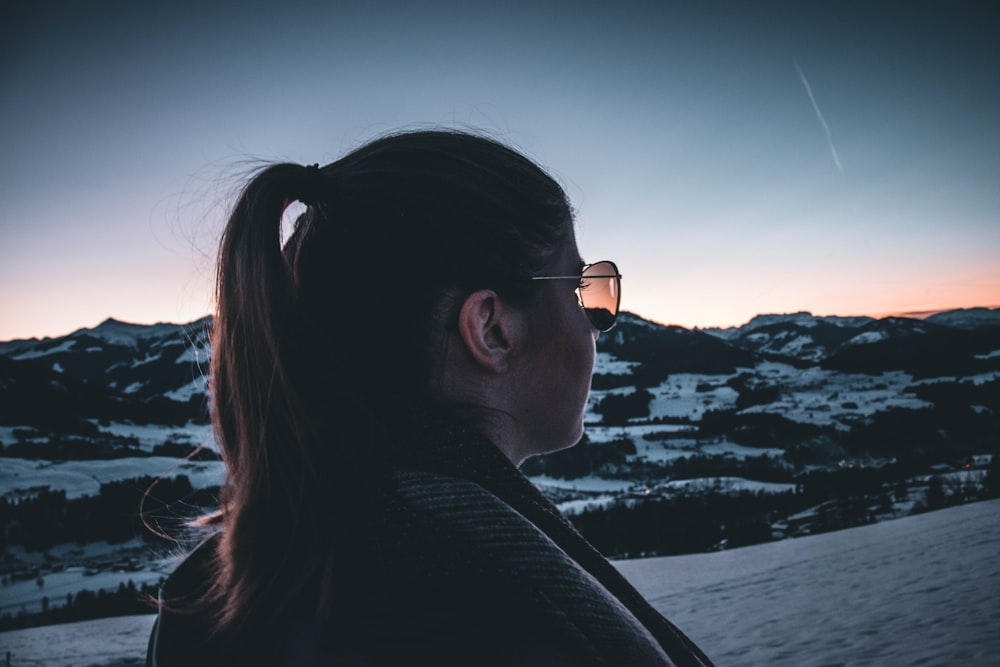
left=631, top=304, right=1000, bottom=331
left=4, top=304, right=999, bottom=344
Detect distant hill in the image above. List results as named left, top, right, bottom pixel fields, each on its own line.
left=700, top=307, right=1000, bottom=364
left=1, top=307, right=997, bottom=449
left=0, top=318, right=212, bottom=432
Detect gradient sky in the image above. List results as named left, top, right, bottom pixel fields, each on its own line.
left=2, top=0, right=998, bottom=341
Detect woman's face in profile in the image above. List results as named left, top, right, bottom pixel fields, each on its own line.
left=513, top=229, right=598, bottom=462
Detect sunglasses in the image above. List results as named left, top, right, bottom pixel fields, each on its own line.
left=531, top=260, right=622, bottom=332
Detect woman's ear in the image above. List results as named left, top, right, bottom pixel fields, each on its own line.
left=455, top=289, right=518, bottom=374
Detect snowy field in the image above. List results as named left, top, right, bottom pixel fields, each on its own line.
left=0, top=566, right=164, bottom=619
left=0, top=613, right=155, bottom=667
left=0, top=457, right=225, bottom=499
left=0, top=421, right=216, bottom=454
left=587, top=355, right=990, bottom=433
left=647, top=373, right=741, bottom=421
left=1, top=538, right=176, bottom=617
left=618, top=498, right=1000, bottom=667
left=659, top=476, right=796, bottom=494
left=740, top=363, right=935, bottom=429
left=527, top=474, right=636, bottom=493
left=2, top=499, right=996, bottom=666
left=93, top=420, right=215, bottom=452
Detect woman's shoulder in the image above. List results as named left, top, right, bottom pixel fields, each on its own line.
left=374, top=468, right=571, bottom=566
left=272, top=470, right=583, bottom=665
left=369, top=469, right=680, bottom=665
left=145, top=533, right=223, bottom=667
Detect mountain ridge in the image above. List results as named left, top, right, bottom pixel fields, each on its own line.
left=2, top=307, right=998, bottom=433
left=698, top=307, right=1000, bottom=363
left=1, top=306, right=996, bottom=633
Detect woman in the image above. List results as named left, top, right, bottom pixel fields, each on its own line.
left=146, top=130, right=713, bottom=666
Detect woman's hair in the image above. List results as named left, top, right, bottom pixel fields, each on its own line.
left=207, top=129, right=572, bottom=637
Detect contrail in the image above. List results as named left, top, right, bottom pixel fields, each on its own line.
left=795, top=62, right=843, bottom=172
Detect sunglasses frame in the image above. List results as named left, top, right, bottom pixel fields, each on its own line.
left=531, top=260, right=622, bottom=331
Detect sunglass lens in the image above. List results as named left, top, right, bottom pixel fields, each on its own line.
left=581, top=261, right=620, bottom=331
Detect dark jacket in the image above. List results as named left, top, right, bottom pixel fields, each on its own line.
left=147, top=419, right=714, bottom=666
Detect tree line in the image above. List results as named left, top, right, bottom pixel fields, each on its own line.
left=0, top=578, right=160, bottom=632
left=1, top=476, right=218, bottom=551
left=568, top=457, right=999, bottom=559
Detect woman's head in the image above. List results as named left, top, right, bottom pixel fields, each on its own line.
left=213, top=130, right=579, bottom=451
left=209, top=129, right=589, bottom=630
left=287, top=130, right=575, bottom=394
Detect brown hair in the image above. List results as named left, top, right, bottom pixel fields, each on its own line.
left=205, top=130, right=572, bottom=638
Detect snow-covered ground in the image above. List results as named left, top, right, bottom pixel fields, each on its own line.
left=618, top=498, right=1000, bottom=666
left=742, top=363, right=935, bottom=430
left=528, top=474, right=636, bottom=493
left=0, top=457, right=224, bottom=499
left=2, top=499, right=995, bottom=666
left=92, top=420, right=215, bottom=452
left=587, top=356, right=949, bottom=431
left=0, top=614, right=156, bottom=667
left=550, top=476, right=796, bottom=515
left=0, top=421, right=217, bottom=454
left=646, top=373, right=741, bottom=421
left=1, top=538, right=176, bottom=617
left=0, top=565, right=164, bottom=618
left=628, top=436, right=786, bottom=464
left=584, top=423, right=695, bottom=443
left=658, top=476, right=796, bottom=495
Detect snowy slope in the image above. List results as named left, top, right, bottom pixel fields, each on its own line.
left=700, top=309, right=1000, bottom=363
left=0, top=456, right=224, bottom=499
left=1, top=499, right=996, bottom=666
left=617, top=498, right=1000, bottom=667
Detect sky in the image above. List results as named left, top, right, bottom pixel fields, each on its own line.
left=2, top=0, right=998, bottom=341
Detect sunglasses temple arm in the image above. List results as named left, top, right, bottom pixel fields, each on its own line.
left=531, top=275, right=621, bottom=280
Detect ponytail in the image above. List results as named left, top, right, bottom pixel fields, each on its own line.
left=214, top=163, right=308, bottom=493
left=209, top=163, right=360, bottom=636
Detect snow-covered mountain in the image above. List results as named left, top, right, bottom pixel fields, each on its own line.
left=701, top=306, right=1000, bottom=363
left=0, top=318, right=211, bottom=436
left=0, top=317, right=211, bottom=404
left=926, top=306, right=1000, bottom=329
left=2, top=307, right=996, bottom=409
left=2, top=308, right=997, bottom=485
left=1, top=308, right=997, bottom=634
left=2, top=498, right=996, bottom=666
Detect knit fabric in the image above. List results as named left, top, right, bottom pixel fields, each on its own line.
left=371, top=415, right=714, bottom=667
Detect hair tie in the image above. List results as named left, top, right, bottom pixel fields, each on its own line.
left=296, top=163, right=325, bottom=207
